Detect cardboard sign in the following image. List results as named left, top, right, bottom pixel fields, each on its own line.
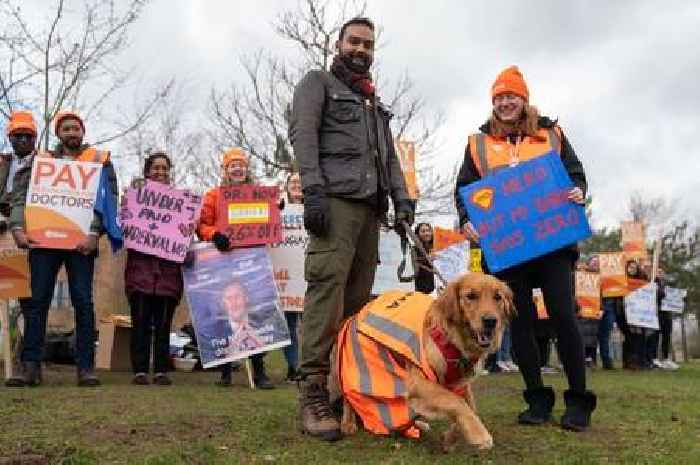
left=533, top=288, right=548, bottom=319
left=120, top=180, right=203, bottom=263
left=459, top=152, right=591, bottom=273
left=661, top=287, right=687, bottom=313
left=269, top=204, right=308, bottom=312
left=433, top=227, right=467, bottom=252
left=217, top=185, right=281, bottom=247
left=25, top=157, right=102, bottom=249
left=183, top=244, right=290, bottom=368
left=395, top=139, right=418, bottom=200
left=372, top=229, right=414, bottom=295
left=433, top=240, right=469, bottom=285
left=575, top=271, right=602, bottom=319
left=0, top=234, right=30, bottom=299
left=624, top=282, right=659, bottom=329
left=598, top=252, right=628, bottom=298
left=621, top=221, right=647, bottom=260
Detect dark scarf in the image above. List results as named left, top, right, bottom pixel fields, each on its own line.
left=330, top=55, right=375, bottom=98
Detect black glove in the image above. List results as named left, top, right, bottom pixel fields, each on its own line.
left=212, top=232, right=230, bottom=252
left=394, top=199, right=415, bottom=237
left=303, top=185, right=330, bottom=237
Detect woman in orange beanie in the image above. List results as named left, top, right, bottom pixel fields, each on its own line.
left=197, top=148, right=274, bottom=390
left=454, top=66, right=595, bottom=432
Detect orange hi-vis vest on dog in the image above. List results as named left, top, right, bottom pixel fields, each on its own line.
left=38, top=147, right=110, bottom=164
left=469, top=127, right=562, bottom=177
left=337, top=291, right=441, bottom=438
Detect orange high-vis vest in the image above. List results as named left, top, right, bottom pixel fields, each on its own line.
left=469, top=127, right=562, bottom=177
left=337, top=291, right=440, bottom=438
left=38, top=147, right=110, bottom=164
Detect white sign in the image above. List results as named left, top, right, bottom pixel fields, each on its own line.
left=624, top=282, right=660, bottom=330
left=433, top=240, right=470, bottom=286
left=661, top=287, right=687, bottom=313
left=269, top=204, right=308, bottom=312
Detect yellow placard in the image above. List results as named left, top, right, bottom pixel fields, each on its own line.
left=227, top=202, right=270, bottom=224
left=395, top=140, right=418, bottom=200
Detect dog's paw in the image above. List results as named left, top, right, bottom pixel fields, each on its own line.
left=415, top=420, right=431, bottom=432
left=340, top=419, right=358, bottom=436
left=469, top=431, right=493, bottom=451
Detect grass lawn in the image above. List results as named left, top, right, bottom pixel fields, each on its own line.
left=1, top=355, right=699, bottom=465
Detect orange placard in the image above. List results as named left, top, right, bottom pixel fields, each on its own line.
left=598, top=252, right=627, bottom=298
left=0, top=234, right=30, bottom=299
left=575, top=271, right=601, bottom=319
left=621, top=221, right=647, bottom=260
left=533, top=288, right=548, bottom=319
left=433, top=227, right=467, bottom=252
left=395, top=140, right=418, bottom=200
left=25, top=157, right=103, bottom=249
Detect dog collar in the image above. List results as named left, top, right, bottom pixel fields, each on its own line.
left=429, top=326, right=479, bottom=388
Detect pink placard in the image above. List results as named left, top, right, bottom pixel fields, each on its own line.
left=120, top=179, right=203, bottom=263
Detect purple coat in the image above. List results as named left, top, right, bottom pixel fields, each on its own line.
left=124, top=250, right=183, bottom=301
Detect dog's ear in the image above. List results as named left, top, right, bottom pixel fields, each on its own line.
left=498, top=282, right=516, bottom=318
left=435, top=280, right=463, bottom=323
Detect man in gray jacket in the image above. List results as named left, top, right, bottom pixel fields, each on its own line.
left=289, top=17, right=413, bottom=441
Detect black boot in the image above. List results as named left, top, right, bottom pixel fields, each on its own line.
left=251, top=356, right=274, bottom=390
left=518, top=386, right=555, bottom=425
left=217, top=363, right=233, bottom=386
left=5, top=361, right=41, bottom=387
left=561, top=390, right=597, bottom=432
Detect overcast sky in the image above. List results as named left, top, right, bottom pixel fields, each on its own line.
left=10, top=0, right=700, bottom=228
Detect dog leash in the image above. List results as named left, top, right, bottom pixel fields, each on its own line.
left=397, top=220, right=449, bottom=290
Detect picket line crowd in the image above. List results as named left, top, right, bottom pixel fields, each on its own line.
left=0, top=16, right=686, bottom=444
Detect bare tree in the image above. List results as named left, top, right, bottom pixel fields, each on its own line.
left=0, top=0, right=167, bottom=150
left=628, top=191, right=679, bottom=242
left=209, top=0, right=452, bottom=217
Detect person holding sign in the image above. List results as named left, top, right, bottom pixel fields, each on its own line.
left=197, top=148, right=273, bottom=390
left=279, top=171, right=304, bottom=382
left=2, top=111, right=39, bottom=386
left=9, top=111, right=118, bottom=387
left=124, top=153, right=186, bottom=386
left=454, top=66, right=595, bottom=431
left=289, top=17, right=413, bottom=440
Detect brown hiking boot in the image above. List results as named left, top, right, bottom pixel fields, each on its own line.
left=298, top=374, right=341, bottom=441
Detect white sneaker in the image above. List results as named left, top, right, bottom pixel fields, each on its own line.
left=506, top=361, right=519, bottom=372
left=541, top=366, right=558, bottom=374
left=652, top=359, right=665, bottom=369
left=663, top=359, right=679, bottom=370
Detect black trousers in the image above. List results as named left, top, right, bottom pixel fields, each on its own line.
left=128, top=292, right=177, bottom=374
left=648, top=311, right=673, bottom=360
left=497, top=249, right=586, bottom=393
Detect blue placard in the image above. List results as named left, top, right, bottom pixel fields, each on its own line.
left=458, top=152, right=591, bottom=273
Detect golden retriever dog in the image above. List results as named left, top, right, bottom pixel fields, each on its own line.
left=330, top=272, right=514, bottom=451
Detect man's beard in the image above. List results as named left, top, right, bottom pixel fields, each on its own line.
left=63, top=137, right=82, bottom=150
left=341, top=51, right=371, bottom=74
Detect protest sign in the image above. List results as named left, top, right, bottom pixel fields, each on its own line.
left=269, top=204, right=308, bottom=312
left=433, top=227, right=466, bottom=252
left=459, top=152, right=591, bottom=273
left=624, top=282, right=659, bottom=329
left=25, top=157, right=102, bottom=249
left=621, top=221, right=647, bottom=260
left=433, top=240, right=469, bottom=285
left=120, top=180, right=203, bottom=263
left=395, top=140, right=419, bottom=200
left=372, top=229, right=414, bottom=295
left=183, top=244, right=290, bottom=368
left=470, top=248, right=483, bottom=273
left=533, top=288, right=548, bottom=319
left=217, top=185, right=281, bottom=247
left=575, top=271, right=602, bottom=319
left=598, top=252, right=628, bottom=298
left=0, top=233, right=30, bottom=299
left=661, top=287, right=687, bottom=313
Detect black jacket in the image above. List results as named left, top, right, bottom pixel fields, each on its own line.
left=454, top=117, right=587, bottom=227
left=289, top=70, right=409, bottom=210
